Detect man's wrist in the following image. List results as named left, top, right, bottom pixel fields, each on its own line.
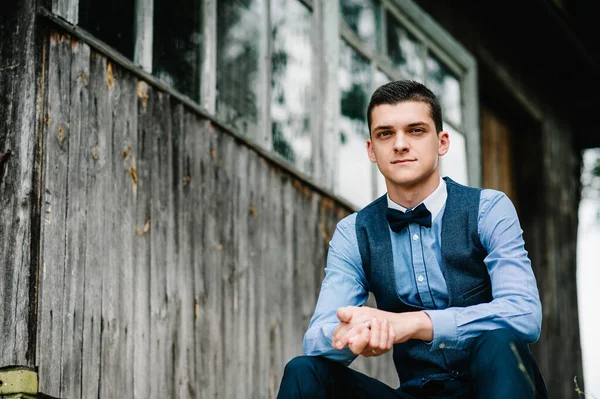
left=411, top=311, right=433, bottom=341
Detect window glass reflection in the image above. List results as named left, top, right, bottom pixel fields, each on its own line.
left=386, top=13, right=423, bottom=80
left=427, top=54, right=462, bottom=126
left=340, top=0, right=381, bottom=49
left=374, top=69, right=390, bottom=91
left=217, top=0, right=266, bottom=135
left=271, top=0, right=313, bottom=174
left=338, top=40, right=374, bottom=208
left=79, top=0, right=135, bottom=59
left=153, top=0, right=202, bottom=100
left=440, top=125, right=468, bottom=185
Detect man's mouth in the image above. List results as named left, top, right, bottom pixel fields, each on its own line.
left=391, top=159, right=416, bottom=164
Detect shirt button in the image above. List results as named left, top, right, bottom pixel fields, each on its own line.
left=412, top=234, right=419, bottom=241
left=417, top=275, right=424, bottom=283
left=439, top=342, right=446, bottom=349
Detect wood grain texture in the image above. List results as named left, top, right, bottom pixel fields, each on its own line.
left=0, top=0, right=39, bottom=369
left=34, top=34, right=375, bottom=397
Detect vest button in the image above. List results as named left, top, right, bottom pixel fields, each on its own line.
left=438, top=342, right=446, bottom=349
left=412, top=234, right=419, bottom=241
left=417, top=275, right=424, bottom=283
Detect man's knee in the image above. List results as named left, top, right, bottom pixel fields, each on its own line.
left=283, top=355, right=323, bottom=377
left=472, top=328, right=523, bottom=354
left=278, top=356, right=332, bottom=399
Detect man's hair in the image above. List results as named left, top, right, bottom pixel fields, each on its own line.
left=366, top=80, right=443, bottom=134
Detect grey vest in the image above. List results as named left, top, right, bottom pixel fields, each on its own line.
left=355, top=177, right=492, bottom=384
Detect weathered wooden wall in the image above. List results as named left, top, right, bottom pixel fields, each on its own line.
left=0, top=0, right=40, bottom=368
left=34, top=29, right=398, bottom=398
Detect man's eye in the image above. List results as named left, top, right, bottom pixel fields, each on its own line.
left=411, top=128, right=424, bottom=134
left=379, top=131, right=392, bottom=137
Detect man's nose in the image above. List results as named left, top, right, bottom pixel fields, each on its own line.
left=393, top=132, right=409, bottom=152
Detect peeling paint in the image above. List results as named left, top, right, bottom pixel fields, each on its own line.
left=106, top=61, right=115, bottom=90
left=130, top=162, right=137, bottom=197
left=144, top=220, right=150, bottom=233
left=137, top=81, right=149, bottom=110
left=57, top=124, right=64, bottom=145
left=248, top=206, right=257, bottom=218
left=77, top=71, right=88, bottom=86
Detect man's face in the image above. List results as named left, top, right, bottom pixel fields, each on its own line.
left=366, top=101, right=449, bottom=189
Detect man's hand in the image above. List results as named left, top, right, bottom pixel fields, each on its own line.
left=332, top=306, right=434, bottom=356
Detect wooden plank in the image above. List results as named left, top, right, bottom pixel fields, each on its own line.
left=52, top=0, right=78, bottom=24
left=99, top=62, right=137, bottom=399
left=132, top=78, right=152, bottom=399
left=79, top=51, right=109, bottom=399
left=201, top=121, right=224, bottom=398
left=147, top=90, right=173, bottom=399
left=37, top=31, right=72, bottom=397
left=0, top=0, right=39, bottom=368
left=171, top=102, right=196, bottom=398
left=58, top=38, right=90, bottom=399
left=231, top=144, right=250, bottom=398
left=245, top=152, right=261, bottom=398
left=192, top=118, right=214, bottom=399
left=218, top=134, right=237, bottom=399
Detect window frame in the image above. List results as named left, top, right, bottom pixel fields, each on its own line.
left=41, top=0, right=479, bottom=210
left=338, top=0, right=480, bottom=195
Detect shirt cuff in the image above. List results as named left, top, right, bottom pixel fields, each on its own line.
left=423, top=309, right=458, bottom=351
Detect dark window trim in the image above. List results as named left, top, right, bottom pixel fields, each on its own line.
left=37, top=6, right=358, bottom=212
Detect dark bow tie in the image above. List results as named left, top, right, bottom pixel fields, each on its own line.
left=386, top=203, right=432, bottom=233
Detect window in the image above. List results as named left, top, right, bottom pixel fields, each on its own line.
left=338, top=40, right=373, bottom=207
left=337, top=0, right=477, bottom=206
left=79, top=0, right=135, bottom=59
left=65, top=0, right=476, bottom=203
left=216, top=0, right=267, bottom=137
left=153, top=0, right=202, bottom=101
left=271, top=0, right=313, bottom=174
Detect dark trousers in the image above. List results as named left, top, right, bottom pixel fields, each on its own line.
left=277, top=329, right=548, bottom=399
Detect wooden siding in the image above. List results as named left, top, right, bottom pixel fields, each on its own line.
left=34, top=30, right=398, bottom=398
left=0, top=0, right=39, bottom=368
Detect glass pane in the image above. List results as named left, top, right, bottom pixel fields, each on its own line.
left=338, top=40, right=373, bottom=208
left=153, top=0, right=202, bottom=101
left=340, top=0, right=381, bottom=49
left=79, top=0, right=135, bottom=59
left=440, top=125, right=468, bottom=185
left=427, top=54, right=462, bottom=126
left=386, top=13, right=423, bottom=81
left=271, top=0, right=313, bottom=174
left=217, top=0, right=266, bottom=135
left=374, top=69, right=391, bottom=90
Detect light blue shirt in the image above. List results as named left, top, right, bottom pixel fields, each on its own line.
left=303, top=179, right=542, bottom=365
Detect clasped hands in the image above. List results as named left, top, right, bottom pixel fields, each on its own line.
left=332, top=306, right=395, bottom=358
left=332, top=306, right=433, bottom=358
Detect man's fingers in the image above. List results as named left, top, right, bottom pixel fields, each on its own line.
left=387, top=323, right=396, bottom=349
left=369, top=318, right=380, bottom=349
left=336, top=306, right=354, bottom=323
left=379, top=319, right=389, bottom=349
left=349, top=326, right=370, bottom=355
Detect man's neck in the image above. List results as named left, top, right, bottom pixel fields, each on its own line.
left=387, top=171, right=441, bottom=209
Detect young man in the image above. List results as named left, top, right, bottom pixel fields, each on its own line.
left=277, top=80, right=548, bottom=398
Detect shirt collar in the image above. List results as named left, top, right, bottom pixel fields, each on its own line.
left=386, top=178, right=447, bottom=220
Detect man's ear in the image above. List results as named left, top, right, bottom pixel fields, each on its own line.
left=438, top=131, right=450, bottom=156
left=367, top=139, right=377, bottom=163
